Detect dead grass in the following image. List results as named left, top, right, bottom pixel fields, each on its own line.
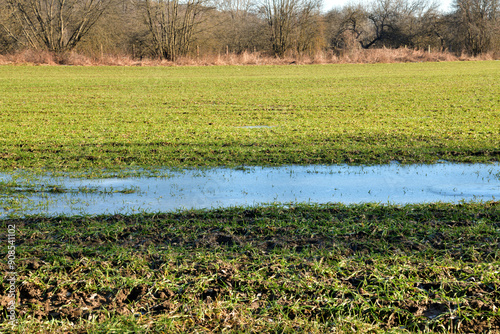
left=0, top=48, right=499, bottom=67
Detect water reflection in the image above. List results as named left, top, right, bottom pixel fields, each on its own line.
left=1, top=162, right=498, bottom=217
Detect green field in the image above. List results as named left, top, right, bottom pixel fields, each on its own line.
left=0, top=61, right=499, bottom=172
left=1, top=62, right=500, bottom=333
left=2, top=203, right=500, bottom=333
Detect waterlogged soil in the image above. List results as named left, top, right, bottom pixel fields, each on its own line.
left=1, top=203, right=499, bottom=332
left=1, top=162, right=499, bottom=217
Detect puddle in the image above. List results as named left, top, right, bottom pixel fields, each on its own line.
left=0, top=162, right=498, bottom=217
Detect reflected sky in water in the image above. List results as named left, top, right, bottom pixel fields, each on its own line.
left=1, top=162, right=499, bottom=217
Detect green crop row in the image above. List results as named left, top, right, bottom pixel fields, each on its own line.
left=1, top=61, right=498, bottom=172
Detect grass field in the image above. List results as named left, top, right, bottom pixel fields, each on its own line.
left=0, top=61, right=499, bottom=172
left=2, top=203, right=500, bottom=333
left=1, top=61, right=500, bottom=333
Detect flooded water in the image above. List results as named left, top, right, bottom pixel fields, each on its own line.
left=1, top=162, right=498, bottom=217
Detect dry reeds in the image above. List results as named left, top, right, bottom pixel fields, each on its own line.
left=0, top=48, right=498, bottom=67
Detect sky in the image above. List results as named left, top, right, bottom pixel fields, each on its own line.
left=322, top=0, right=455, bottom=13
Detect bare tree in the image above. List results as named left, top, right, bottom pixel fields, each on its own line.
left=140, top=0, right=213, bottom=60
left=261, top=0, right=295, bottom=56
left=213, top=0, right=267, bottom=53
left=361, top=0, right=438, bottom=49
left=217, top=0, right=252, bottom=13
left=325, top=5, right=368, bottom=50
left=295, top=0, right=324, bottom=55
left=70, top=0, right=148, bottom=58
left=260, top=0, right=323, bottom=56
left=454, top=0, right=499, bottom=54
left=0, top=1, right=18, bottom=52
left=0, top=0, right=115, bottom=53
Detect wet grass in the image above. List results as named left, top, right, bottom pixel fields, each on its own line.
left=1, top=202, right=499, bottom=333
left=0, top=174, right=143, bottom=216
left=0, top=62, right=499, bottom=173
left=0, top=178, right=139, bottom=197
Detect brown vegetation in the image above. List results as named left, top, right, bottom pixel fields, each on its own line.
left=0, top=0, right=499, bottom=63
left=0, top=47, right=498, bottom=67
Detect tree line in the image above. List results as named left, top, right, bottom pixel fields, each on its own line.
left=0, top=0, right=498, bottom=60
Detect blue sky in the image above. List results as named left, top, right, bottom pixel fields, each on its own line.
left=322, top=0, right=455, bottom=13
